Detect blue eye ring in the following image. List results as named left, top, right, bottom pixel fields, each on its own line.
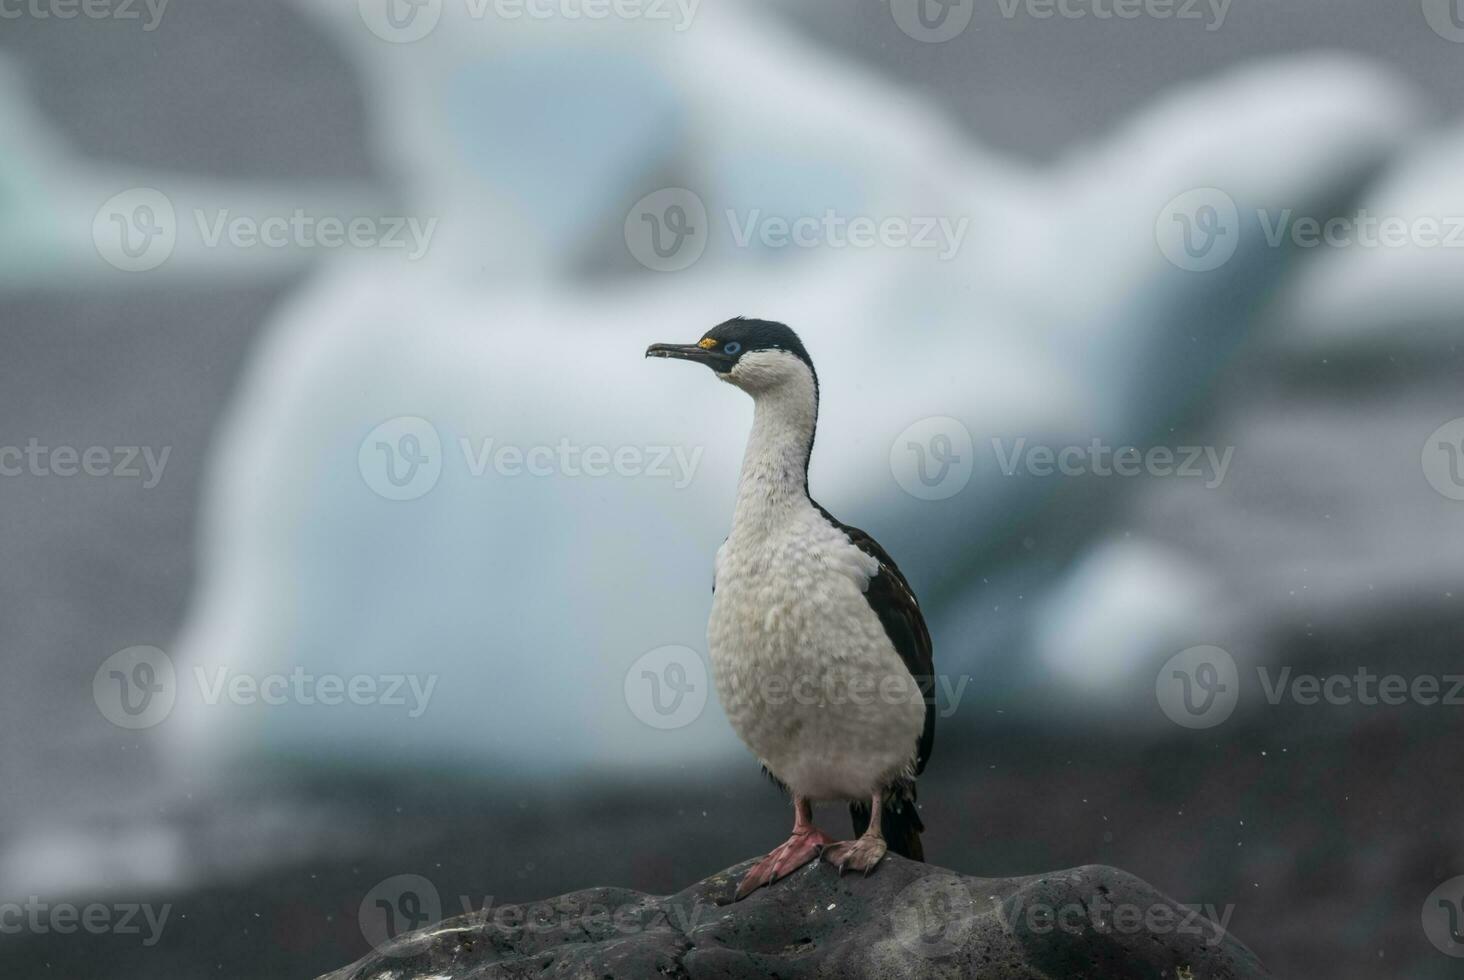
left=724, top=342, right=742, bottom=355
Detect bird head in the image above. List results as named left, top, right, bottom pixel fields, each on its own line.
left=646, top=317, right=816, bottom=397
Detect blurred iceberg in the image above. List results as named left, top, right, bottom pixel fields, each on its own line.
left=0, top=51, right=378, bottom=287
left=164, top=1, right=1426, bottom=782
left=1273, top=124, right=1464, bottom=351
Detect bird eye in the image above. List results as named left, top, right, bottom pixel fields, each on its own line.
left=724, top=342, right=742, bottom=355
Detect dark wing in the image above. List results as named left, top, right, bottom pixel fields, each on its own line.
left=813, top=501, right=935, bottom=776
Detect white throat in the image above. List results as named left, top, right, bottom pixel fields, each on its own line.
left=726, top=351, right=819, bottom=534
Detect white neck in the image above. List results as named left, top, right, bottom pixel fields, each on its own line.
left=728, top=354, right=819, bottom=535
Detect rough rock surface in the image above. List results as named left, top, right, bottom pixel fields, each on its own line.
left=319, top=856, right=1270, bottom=979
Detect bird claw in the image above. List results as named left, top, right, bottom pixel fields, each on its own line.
left=735, top=828, right=837, bottom=900
left=819, top=836, right=888, bottom=877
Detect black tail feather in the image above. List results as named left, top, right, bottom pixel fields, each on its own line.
left=850, top=796, right=925, bottom=861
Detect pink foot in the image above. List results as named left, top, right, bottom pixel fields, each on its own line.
left=820, top=835, right=888, bottom=876
left=735, top=828, right=837, bottom=900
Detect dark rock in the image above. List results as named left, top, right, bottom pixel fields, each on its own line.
left=318, top=857, right=1270, bottom=979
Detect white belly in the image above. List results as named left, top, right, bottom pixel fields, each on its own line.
left=708, top=512, right=925, bottom=802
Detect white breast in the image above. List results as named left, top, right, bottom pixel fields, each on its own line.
left=708, top=501, right=925, bottom=802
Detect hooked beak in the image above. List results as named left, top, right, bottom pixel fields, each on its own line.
left=645, top=341, right=735, bottom=373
